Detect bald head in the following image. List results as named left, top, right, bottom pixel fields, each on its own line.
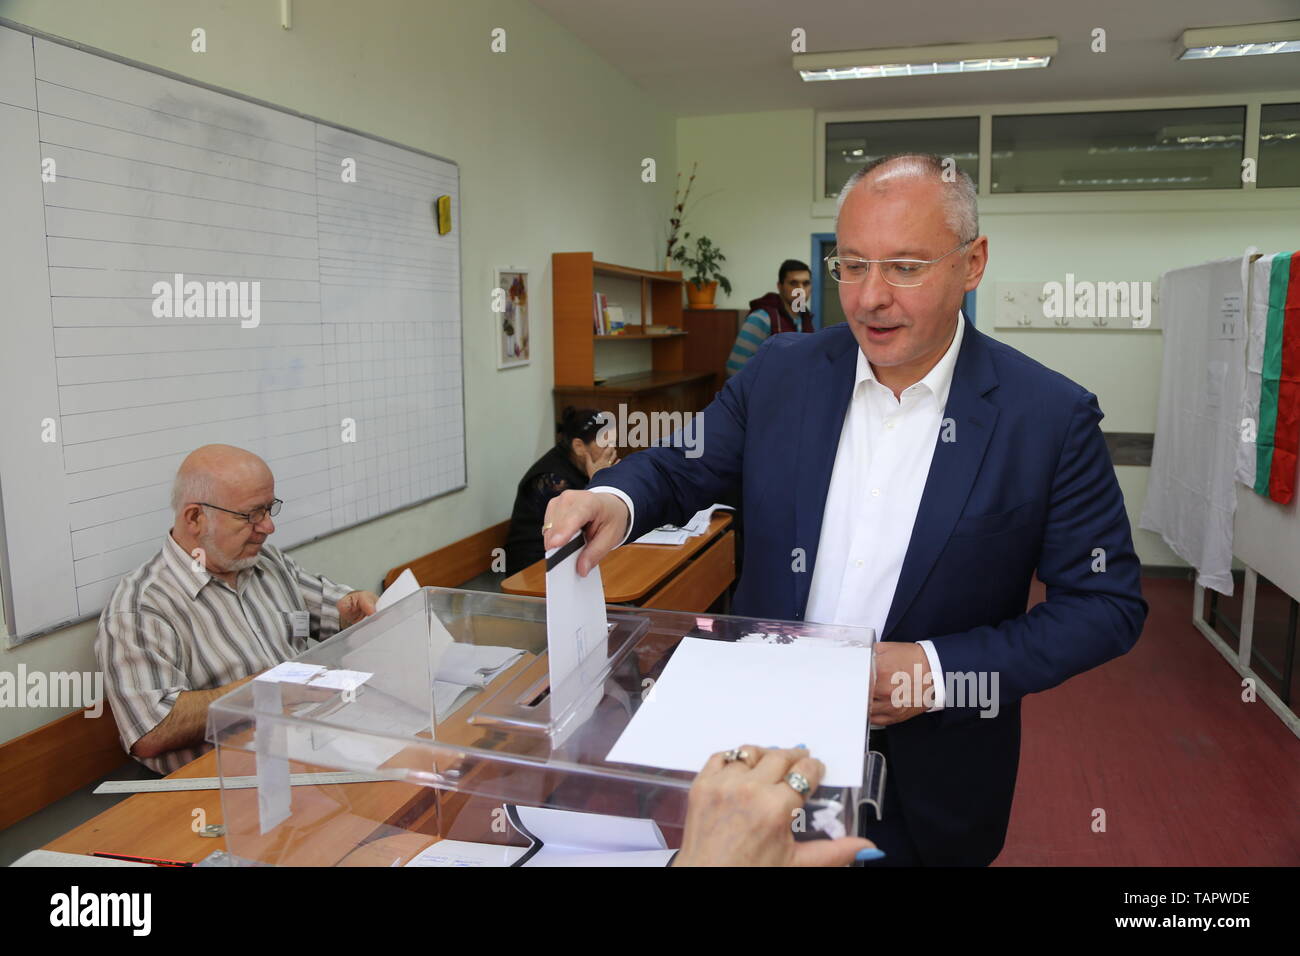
left=171, top=445, right=273, bottom=516
left=836, top=153, right=978, bottom=244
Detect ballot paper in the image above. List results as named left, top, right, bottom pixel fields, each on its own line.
left=605, top=637, right=872, bottom=787
left=376, top=568, right=420, bottom=611
left=509, top=805, right=674, bottom=867
left=545, top=532, right=608, bottom=745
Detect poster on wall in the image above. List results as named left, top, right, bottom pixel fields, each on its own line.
left=496, top=267, right=530, bottom=369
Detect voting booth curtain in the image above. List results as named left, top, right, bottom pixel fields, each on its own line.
left=1141, top=250, right=1300, bottom=596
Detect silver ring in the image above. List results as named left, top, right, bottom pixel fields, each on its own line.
left=785, top=771, right=811, bottom=795
left=722, top=748, right=751, bottom=765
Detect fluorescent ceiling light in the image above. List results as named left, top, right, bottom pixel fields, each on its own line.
left=1179, top=20, right=1300, bottom=59
left=795, top=38, right=1056, bottom=81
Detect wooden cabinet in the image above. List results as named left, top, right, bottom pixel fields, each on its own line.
left=682, top=308, right=740, bottom=397
left=551, top=253, right=715, bottom=443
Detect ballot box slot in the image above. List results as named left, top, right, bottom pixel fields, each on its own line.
left=467, top=614, right=649, bottom=736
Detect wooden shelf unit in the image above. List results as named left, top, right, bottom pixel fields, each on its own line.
left=553, top=252, right=684, bottom=388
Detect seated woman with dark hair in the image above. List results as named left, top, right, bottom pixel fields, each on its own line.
left=504, top=407, right=617, bottom=574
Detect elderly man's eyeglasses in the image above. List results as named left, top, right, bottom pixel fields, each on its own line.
left=195, top=499, right=282, bottom=525
left=825, top=238, right=975, bottom=288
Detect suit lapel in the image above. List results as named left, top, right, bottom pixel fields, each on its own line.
left=881, top=319, right=1000, bottom=640
left=793, top=333, right=859, bottom=615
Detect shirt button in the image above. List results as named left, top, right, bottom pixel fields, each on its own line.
left=885, top=420, right=896, bottom=430
left=855, top=559, right=864, bottom=568
left=871, top=488, right=881, bottom=497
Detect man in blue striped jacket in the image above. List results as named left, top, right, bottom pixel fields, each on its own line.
left=726, top=260, right=815, bottom=377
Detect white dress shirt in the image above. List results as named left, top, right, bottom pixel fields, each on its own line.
left=593, top=314, right=966, bottom=709
left=804, top=315, right=964, bottom=710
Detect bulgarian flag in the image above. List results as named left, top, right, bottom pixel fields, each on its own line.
left=1239, top=252, right=1300, bottom=504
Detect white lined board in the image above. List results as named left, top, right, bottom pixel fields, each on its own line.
left=0, top=25, right=464, bottom=640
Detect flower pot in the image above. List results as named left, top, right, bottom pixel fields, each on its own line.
left=685, top=280, right=718, bottom=309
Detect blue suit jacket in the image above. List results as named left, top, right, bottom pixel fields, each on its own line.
left=596, top=316, right=1147, bottom=865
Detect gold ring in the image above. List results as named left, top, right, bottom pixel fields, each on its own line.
left=542, top=522, right=554, bottom=531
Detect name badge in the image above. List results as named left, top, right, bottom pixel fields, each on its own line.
left=288, top=610, right=310, bottom=639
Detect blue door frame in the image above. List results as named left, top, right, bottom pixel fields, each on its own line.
left=810, top=232, right=976, bottom=329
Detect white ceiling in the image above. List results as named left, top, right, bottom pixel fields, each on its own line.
left=528, top=0, right=1300, bottom=115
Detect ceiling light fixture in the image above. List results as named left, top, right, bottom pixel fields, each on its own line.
left=794, top=38, right=1057, bottom=81
left=1179, top=20, right=1300, bottom=59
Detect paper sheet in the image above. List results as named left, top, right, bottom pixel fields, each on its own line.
left=255, top=661, right=326, bottom=684
left=376, top=568, right=420, bottom=611
left=436, top=643, right=523, bottom=686
left=634, top=503, right=733, bottom=545
left=604, top=637, right=872, bottom=787
left=515, top=805, right=667, bottom=852
left=510, top=806, right=672, bottom=867
left=544, top=533, right=608, bottom=744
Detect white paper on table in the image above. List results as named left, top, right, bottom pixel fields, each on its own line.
left=634, top=503, right=733, bottom=544
left=682, top=502, right=734, bottom=535
left=307, top=668, right=372, bottom=691
left=604, top=637, right=872, bottom=787
left=255, top=661, right=326, bottom=684
left=633, top=528, right=691, bottom=546
left=376, top=567, right=420, bottom=611
left=403, top=839, right=528, bottom=867
left=544, top=533, right=608, bottom=744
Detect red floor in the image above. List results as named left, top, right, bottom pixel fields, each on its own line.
left=992, top=576, right=1300, bottom=866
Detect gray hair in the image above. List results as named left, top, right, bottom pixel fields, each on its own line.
left=171, top=467, right=214, bottom=516
left=835, top=153, right=978, bottom=242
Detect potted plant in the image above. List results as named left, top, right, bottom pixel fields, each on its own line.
left=671, top=233, right=732, bottom=309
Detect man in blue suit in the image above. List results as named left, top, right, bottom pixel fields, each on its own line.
left=543, top=153, right=1146, bottom=866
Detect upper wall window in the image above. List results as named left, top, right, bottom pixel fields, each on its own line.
left=825, top=117, right=979, bottom=199
left=990, top=107, right=1246, bottom=192
left=1259, top=103, right=1300, bottom=188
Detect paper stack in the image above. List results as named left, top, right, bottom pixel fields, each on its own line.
left=634, top=503, right=734, bottom=546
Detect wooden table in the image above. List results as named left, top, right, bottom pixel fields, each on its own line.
left=501, top=513, right=734, bottom=611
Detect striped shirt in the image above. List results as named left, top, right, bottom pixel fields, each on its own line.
left=726, top=308, right=775, bottom=377
left=95, top=533, right=353, bottom=774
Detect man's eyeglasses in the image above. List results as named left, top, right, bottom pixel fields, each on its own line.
left=195, top=498, right=282, bottom=525
left=825, top=238, right=975, bottom=288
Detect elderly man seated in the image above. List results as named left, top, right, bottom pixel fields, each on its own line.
left=96, top=444, right=379, bottom=774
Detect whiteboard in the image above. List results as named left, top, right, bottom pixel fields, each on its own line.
left=0, top=24, right=465, bottom=641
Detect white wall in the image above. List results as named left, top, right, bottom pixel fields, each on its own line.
left=676, top=105, right=1300, bottom=567
left=0, top=0, right=674, bottom=743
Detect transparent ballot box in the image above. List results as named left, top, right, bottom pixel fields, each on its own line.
left=206, top=587, right=880, bottom=866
